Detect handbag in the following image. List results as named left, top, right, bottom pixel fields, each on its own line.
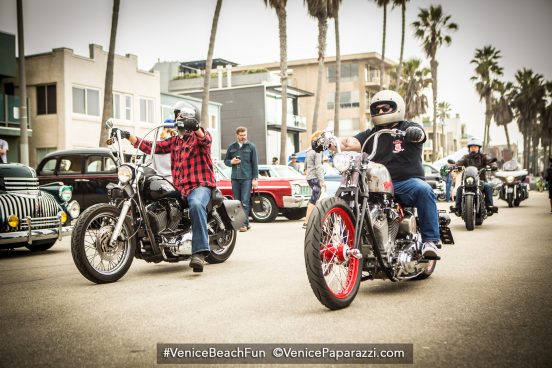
left=251, top=192, right=265, bottom=212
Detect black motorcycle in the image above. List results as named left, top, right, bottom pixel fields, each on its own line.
left=304, top=129, right=454, bottom=310
left=452, top=161, right=497, bottom=231
left=495, top=161, right=529, bottom=208
left=71, top=120, right=245, bottom=284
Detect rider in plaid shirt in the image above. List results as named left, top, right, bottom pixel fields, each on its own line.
left=116, top=101, right=215, bottom=273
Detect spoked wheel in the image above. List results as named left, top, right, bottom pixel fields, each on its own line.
left=463, top=196, right=476, bottom=231
left=206, top=228, right=237, bottom=264
left=71, top=204, right=135, bottom=284
left=304, top=197, right=361, bottom=310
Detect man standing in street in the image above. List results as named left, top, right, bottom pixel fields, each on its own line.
left=288, top=153, right=301, bottom=173
left=224, top=127, right=258, bottom=232
left=0, top=137, right=8, bottom=163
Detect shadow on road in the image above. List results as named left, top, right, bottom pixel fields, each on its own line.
left=0, top=248, right=65, bottom=260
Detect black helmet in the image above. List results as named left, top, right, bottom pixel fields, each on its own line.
left=173, top=101, right=200, bottom=129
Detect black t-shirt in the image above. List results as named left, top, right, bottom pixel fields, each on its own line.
left=354, top=121, right=426, bottom=181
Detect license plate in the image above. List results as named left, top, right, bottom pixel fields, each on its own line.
left=507, top=187, right=514, bottom=193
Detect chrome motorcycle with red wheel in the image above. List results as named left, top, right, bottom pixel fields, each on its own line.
left=304, top=129, right=454, bottom=310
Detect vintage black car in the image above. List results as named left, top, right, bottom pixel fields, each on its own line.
left=0, top=163, right=79, bottom=251
left=36, top=148, right=119, bottom=210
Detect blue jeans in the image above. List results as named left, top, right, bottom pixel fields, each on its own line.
left=445, top=176, right=452, bottom=202
left=187, top=186, right=212, bottom=255
left=393, top=178, right=440, bottom=243
left=231, top=179, right=252, bottom=226
left=455, top=183, right=493, bottom=210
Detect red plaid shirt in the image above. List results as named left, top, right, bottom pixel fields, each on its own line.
left=133, top=130, right=216, bottom=196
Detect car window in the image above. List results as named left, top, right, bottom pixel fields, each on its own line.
left=58, top=156, right=83, bottom=174
left=423, top=164, right=438, bottom=175
left=259, top=169, right=271, bottom=177
left=86, top=156, right=103, bottom=173
left=39, top=158, right=57, bottom=175
left=104, top=157, right=117, bottom=172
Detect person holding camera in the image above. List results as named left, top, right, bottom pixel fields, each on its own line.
left=224, top=126, right=259, bottom=232
left=113, top=101, right=215, bottom=273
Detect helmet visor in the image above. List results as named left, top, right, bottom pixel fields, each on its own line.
left=370, top=101, right=397, bottom=116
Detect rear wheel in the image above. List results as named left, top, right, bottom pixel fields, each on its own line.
left=463, top=196, right=475, bottom=231
left=206, top=227, right=237, bottom=264
left=304, top=197, right=361, bottom=310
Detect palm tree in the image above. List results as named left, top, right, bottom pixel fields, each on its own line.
left=510, top=69, right=546, bottom=172
left=492, top=80, right=514, bottom=152
left=542, top=82, right=552, bottom=169
left=304, top=0, right=330, bottom=133
left=374, top=0, right=391, bottom=90
left=99, top=0, right=120, bottom=147
left=470, top=46, right=503, bottom=150
left=201, top=0, right=223, bottom=127
left=329, top=0, right=342, bottom=136
left=392, top=0, right=410, bottom=91
left=412, top=5, right=458, bottom=161
left=264, top=0, right=289, bottom=165
left=437, top=101, right=451, bottom=154
left=391, top=58, right=431, bottom=120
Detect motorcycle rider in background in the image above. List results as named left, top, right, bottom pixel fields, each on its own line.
left=113, top=101, right=215, bottom=273
left=451, top=138, right=498, bottom=216
left=337, top=89, right=441, bottom=260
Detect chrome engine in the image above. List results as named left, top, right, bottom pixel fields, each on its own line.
left=145, top=199, right=182, bottom=235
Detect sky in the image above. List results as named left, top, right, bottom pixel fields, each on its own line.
left=1, top=0, right=551, bottom=147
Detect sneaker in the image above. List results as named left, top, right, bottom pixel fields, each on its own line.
left=421, top=241, right=441, bottom=260
left=189, top=253, right=205, bottom=273
left=246, top=224, right=251, bottom=230
left=239, top=226, right=248, bottom=232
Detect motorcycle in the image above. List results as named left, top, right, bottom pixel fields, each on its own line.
left=452, top=161, right=498, bottom=231
left=495, top=160, right=529, bottom=208
left=304, top=129, right=454, bottom=310
left=71, top=120, right=245, bottom=284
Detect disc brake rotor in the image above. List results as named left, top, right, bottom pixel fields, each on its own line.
left=95, top=226, right=122, bottom=262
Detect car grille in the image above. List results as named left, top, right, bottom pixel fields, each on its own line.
left=20, top=216, right=61, bottom=231
left=3, top=177, right=40, bottom=195
left=0, top=192, right=61, bottom=231
left=300, top=186, right=312, bottom=196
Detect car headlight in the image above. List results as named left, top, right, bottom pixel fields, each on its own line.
left=68, top=200, right=80, bottom=219
left=333, top=153, right=351, bottom=172
left=118, top=165, right=134, bottom=184
left=506, top=176, right=514, bottom=183
left=58, top=211, right=68, bottom=224
left=465, top=177, right=475, bottom=186
left=292, top=184, right=301, bottom=196
left=59, top=185, right=73, bottom=202
left=8, top=215, right=19, bottom=228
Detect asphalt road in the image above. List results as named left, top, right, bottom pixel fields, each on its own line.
left=1, top=192, right=551, bottom=368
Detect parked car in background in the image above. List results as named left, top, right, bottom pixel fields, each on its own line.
left=423, top=163, right=446, bottom=201
left=0, top=163, right=79, bottom=251
left=36, top=148, right=119, bottom=210
left=215, top=163, right=312, bottom=222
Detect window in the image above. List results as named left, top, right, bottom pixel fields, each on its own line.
left=113, top=93, right=132, bottom=120
left=58, top=156, right=83, bottom=174
left=36, top=84, right=57, bottom=115
left=72, top=87, right=100, bottom=116
left=38, top=158, right=57, bottom=175
left=327, top=91, right=360, bottom=109
left=86, top=155, right=117, bottom=173
left=327, top=63, right=359, bottom=83
left=139, top=97, right=155, bottom=123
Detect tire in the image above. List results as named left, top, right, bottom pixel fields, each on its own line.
left=411, top=260, right=437, bottom=280
left=206, top=228, right=237, bottom=264
left=304, top=197, right=362, bottom=310
left=25, top=239, right=57, bottom=252
left=514, top=199, right=520, bottom=207
left=250, top=194, right=278, bottom=223
left=283, top=208, right=306, bottom=221
left=507, top=193, right=513, bottom=208
left=71, top=203, right=135, bottom=284
left=463, top=196, right=475, bottom=231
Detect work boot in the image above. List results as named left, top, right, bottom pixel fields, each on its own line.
left=449, top=205, right=461, bottom=217
left=189, top=253, right=205, bottom=273
left=421, top=241, right=441, bottom=260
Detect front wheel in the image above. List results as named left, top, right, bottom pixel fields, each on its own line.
left=304, top=197, right=361, bottom=310
left=507, top=193, right=514, bottom=208
left=463, top=195, right=476, bottom=231
left=71, top=203, right=135, bottom=284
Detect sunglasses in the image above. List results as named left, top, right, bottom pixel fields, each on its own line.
left=370, top=101, right=396, bottom=116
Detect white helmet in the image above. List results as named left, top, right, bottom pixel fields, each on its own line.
left=467, top=137, right=482, bottom=148
left=369, top=90, right=405, bottom=126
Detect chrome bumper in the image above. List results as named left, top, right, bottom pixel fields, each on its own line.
left=0, top=225, right=73, bottom=245
left=283, top=196, right=310, bottom=208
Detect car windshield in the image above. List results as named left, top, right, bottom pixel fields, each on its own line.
left=270, top=165, right=305, bottom=178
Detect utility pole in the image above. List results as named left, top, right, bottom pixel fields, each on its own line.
left=17, top=0, right=29, bottom=165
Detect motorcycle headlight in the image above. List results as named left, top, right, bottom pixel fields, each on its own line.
left=333, top=153, right=351, bottom=172
left=118, top=165, right=134, bottom=184
left=68, top=200, right=80, bottom=219
left=506, top=176, right=514, bottom=183
left=59, top=185, right=73, bottom=202
left=465, top=177, right=475, bottom=186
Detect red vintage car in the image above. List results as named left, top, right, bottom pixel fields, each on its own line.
left=214, top=162, right=311, bottom=222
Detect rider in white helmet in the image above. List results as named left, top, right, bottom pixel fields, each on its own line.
left=336, top=89, right=441, bottom=260
left=451, top=137, right=498, bottom=216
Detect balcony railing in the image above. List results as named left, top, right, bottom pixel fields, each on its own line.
left=267, top=113, right=307, bottom=130
left=0, top=94, right=31, bottom=129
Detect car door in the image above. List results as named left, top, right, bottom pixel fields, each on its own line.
left=55, top=155, right=85, bottom=206
left=82, top=155, right=118, bottom=208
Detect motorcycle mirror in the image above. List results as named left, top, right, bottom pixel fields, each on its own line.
left=104, top=119, right=113, bottom=130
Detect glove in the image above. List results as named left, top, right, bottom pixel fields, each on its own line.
left=404, top=126, right=424, bottom=143
left=112, top=128, right=130, bottom=139
left=177, top=119, right=200, bottom=132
